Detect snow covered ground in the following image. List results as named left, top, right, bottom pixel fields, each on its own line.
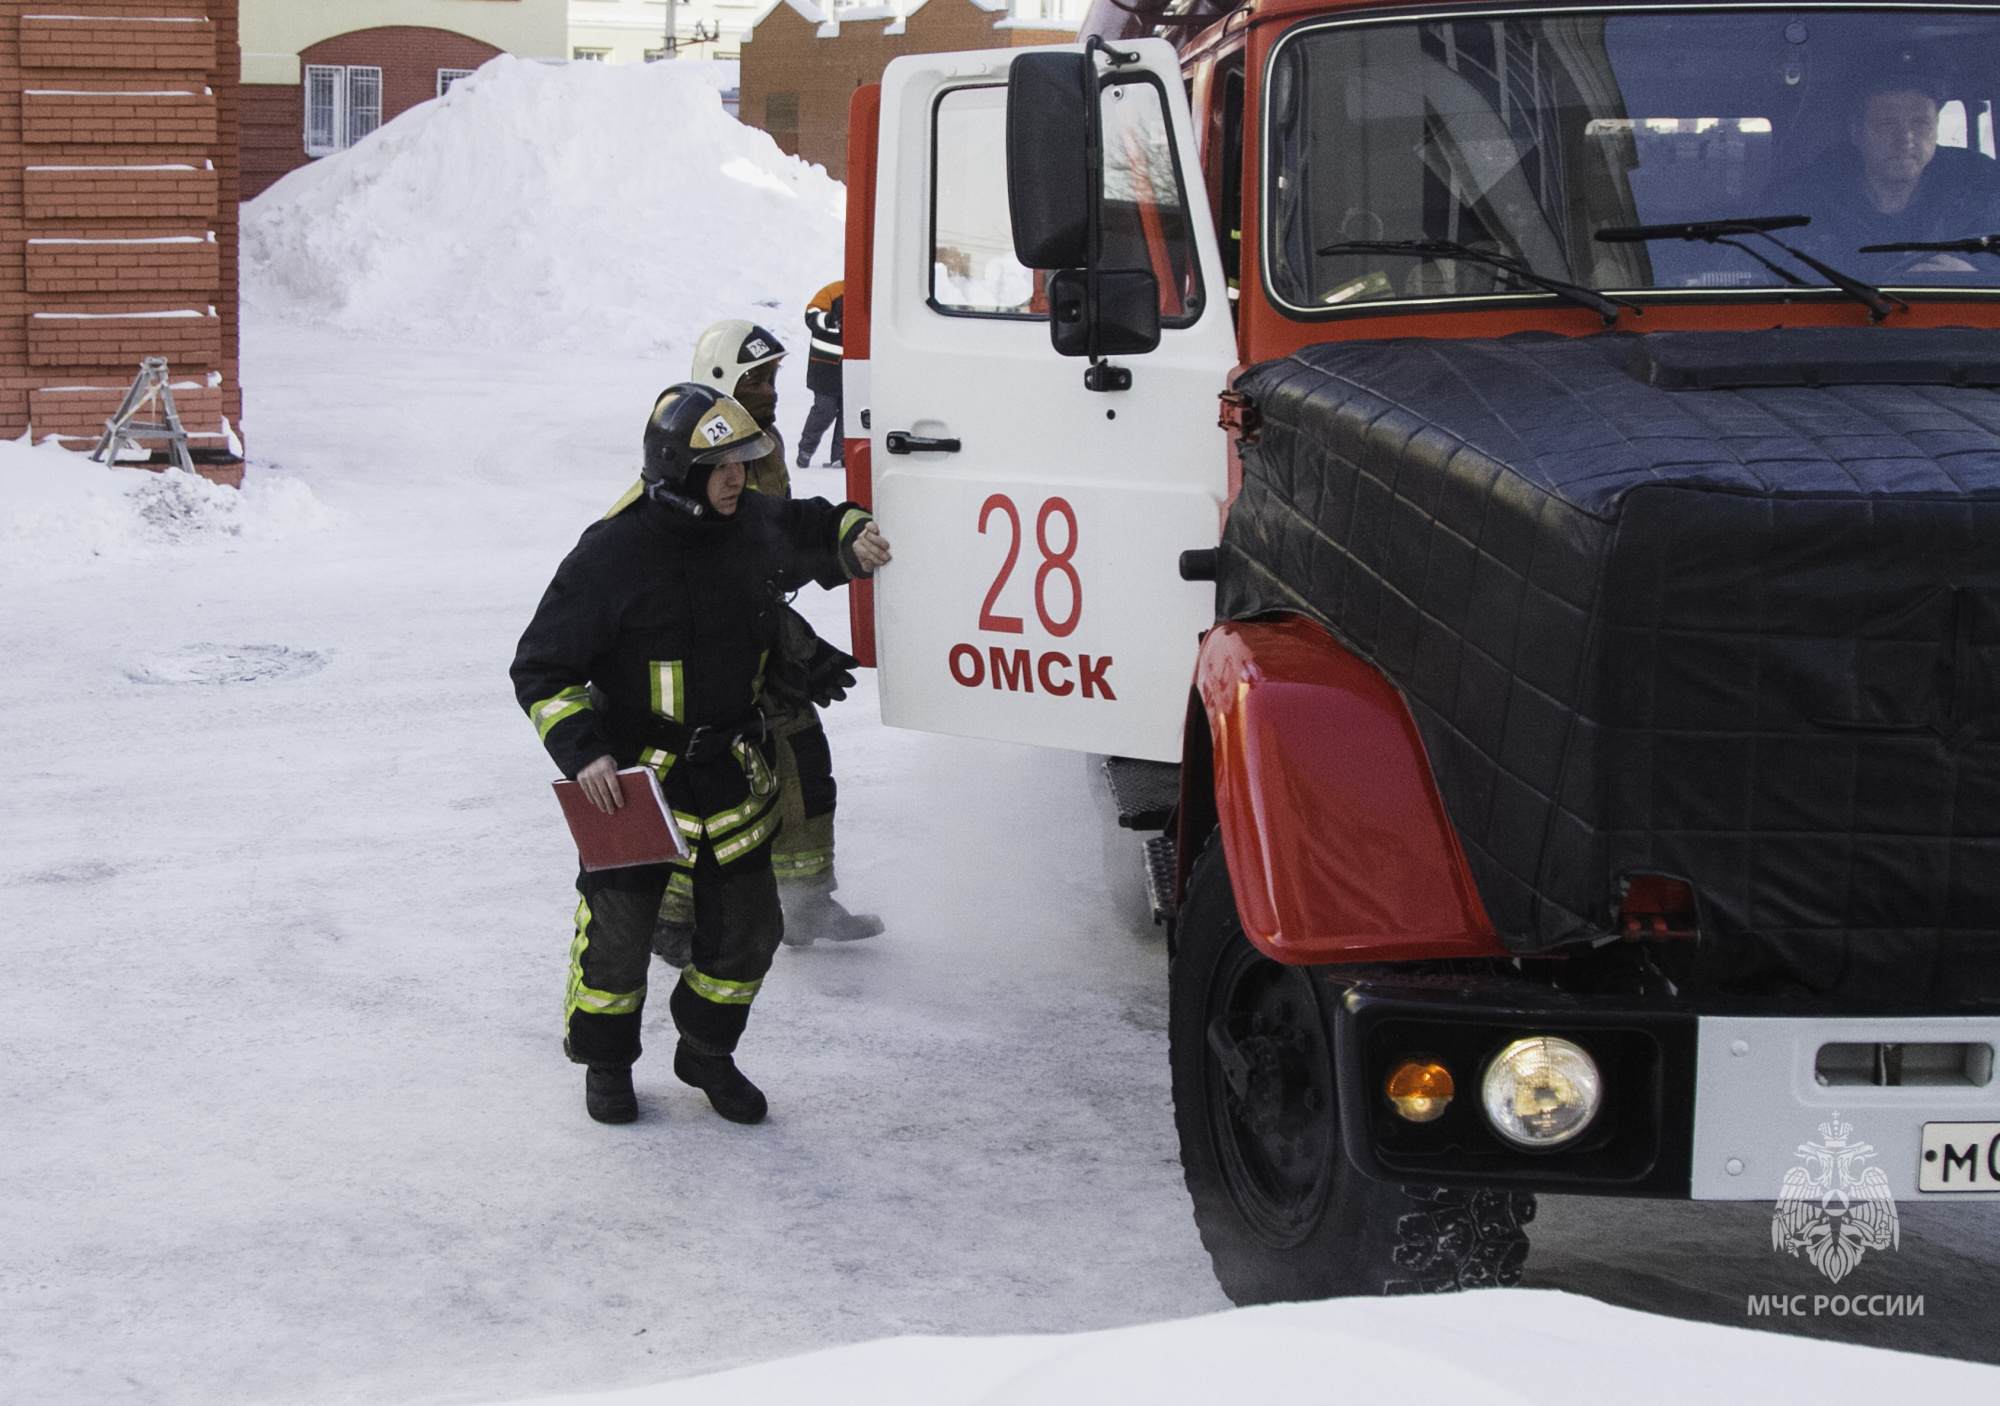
left=495, top=1290, right=2000, bottom=1405
left=0, top=306, right=1238, bottom=1404
left=5, top=54, right=1999, bottom=1406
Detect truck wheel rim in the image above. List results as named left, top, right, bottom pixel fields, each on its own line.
left=1204, top=940, right=1337, bottom=1248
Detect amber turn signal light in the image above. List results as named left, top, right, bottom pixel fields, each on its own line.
left=1385, top=1059, right=1455, bottom=1123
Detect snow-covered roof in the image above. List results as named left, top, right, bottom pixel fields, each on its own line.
left=749, top=0, right=1021, bottom=41
left=740, top=0, right=829, bottom=43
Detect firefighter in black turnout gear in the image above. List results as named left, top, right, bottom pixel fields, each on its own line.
left=512, top=383, right=892, bottom=1125
left=662, top=318, right=883, bottom=953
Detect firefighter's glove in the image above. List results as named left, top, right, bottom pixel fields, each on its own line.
left=806, top=638, right=861, bottom=707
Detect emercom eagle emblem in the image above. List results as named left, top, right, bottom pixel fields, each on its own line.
left=1771, top=1114, right=1899, bottom=1283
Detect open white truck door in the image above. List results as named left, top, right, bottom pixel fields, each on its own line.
left=867, top=39, right=1235, bottom=763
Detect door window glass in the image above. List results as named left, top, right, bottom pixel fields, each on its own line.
left=1100, top=77, right=1204, bottom=323
left=932, top=86, right=1041, bottom=315
left=930, top=76, right=1206, bottom=324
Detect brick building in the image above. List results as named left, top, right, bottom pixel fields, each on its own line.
left=240, top=0, right=565, bottom=200
left=0, top=2, right=242, bottom=474
left=740, top=0, right=1077, bottom=180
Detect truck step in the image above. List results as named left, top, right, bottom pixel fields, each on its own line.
left=1143, top=833, right=1177, bottom=927
left=1103, top=756, right=1179, bottom=830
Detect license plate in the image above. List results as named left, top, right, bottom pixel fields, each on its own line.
left=1917, top=1123, right=2000, bottom=1192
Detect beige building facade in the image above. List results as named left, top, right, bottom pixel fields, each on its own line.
left=567, top=0, right=758, bottom=64
left=240, top=0, right=567, bottom=197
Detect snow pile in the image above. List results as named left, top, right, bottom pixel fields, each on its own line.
left=493, top=1290, right=2000, bottom=1406
left=0, top=438, right=330, bottom=577
left=242, top=57, right=845, bottom=356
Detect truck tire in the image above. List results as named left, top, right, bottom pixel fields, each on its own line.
left=1170, top=830, right=1534, bottom=1302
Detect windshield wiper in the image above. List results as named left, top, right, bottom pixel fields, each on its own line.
left=1317, top=238, right=1641, bottom=327
left=1860, top=233, right=2000, bottom=257
left=1596, top=216, right=1907, bottom=324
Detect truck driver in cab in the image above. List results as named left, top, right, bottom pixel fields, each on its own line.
left=1781, top=71, right=2000, bottom=276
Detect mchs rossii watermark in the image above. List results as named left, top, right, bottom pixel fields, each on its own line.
left=1747, top=1292, right=1925, bottom=1317
left=1748, top=1114, right=1922, bottom=1318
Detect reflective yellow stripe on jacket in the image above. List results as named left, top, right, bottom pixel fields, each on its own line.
left=649, top=661, right=684, bottom=721
left=531, top=685, right=591, bottom=741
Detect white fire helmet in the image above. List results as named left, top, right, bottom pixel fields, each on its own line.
left=691, top=320, right=787, bottom=393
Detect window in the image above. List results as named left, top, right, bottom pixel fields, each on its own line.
left=345, top=65, right=380, bottom=146
left=931, top=88, right=1035, bottom=314
left=765, top=91, right=798, bottom=133
left=573, top=48, right=611, bottom=62
left=437, top=68, right=475, bottom=98
left=1266, top=10, right=2000, bottom=315
left=304, top=65, right=382, bottom=157
left=929, top=80, right=1204, bottom=322
left=1100, top=78, right=1204, bottom=323
left=1214, top=61, right=1245, bottom=298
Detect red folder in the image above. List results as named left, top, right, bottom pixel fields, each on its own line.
left=551, top=767, right=693, bottom=871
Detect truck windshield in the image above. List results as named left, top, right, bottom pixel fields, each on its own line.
left=1267, top=8, right=2000, bottom=311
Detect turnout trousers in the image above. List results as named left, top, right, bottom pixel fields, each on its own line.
left=565, top=837, right=783, bottom=1067
left=659, top=708, right=836, bottom=923
left=769, top=706, right=837, bottom=883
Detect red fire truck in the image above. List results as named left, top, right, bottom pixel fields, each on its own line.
left=838, top=0, right=2000, bottom=1303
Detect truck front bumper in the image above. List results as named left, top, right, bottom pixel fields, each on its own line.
left=1332, top=980, right=2000, bottom=1201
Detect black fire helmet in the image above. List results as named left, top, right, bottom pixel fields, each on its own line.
left=639, top=382, right=776, bottom=514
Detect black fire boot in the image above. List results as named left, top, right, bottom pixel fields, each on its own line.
left=585, top=1064, right=638, bottom=1124
left=673, top=1041, right=768, bottom=1124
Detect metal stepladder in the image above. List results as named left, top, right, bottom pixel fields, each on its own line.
left=91, top=357, right=194, bottom=473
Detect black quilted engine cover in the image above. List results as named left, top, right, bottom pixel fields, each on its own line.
left=1220, top=332, right=2000, bottom=1001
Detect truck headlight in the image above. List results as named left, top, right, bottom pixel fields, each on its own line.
left=1481, top=1037, right=1601, bottom=1148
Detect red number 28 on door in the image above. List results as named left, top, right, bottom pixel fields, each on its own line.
left=978, top=493, right=1079, bottom=638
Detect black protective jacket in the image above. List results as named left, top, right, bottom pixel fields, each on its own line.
left=512, top=489, right=872, bottom=860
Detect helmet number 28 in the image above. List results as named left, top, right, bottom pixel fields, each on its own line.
left=976, top=493, right=1080, bottom=636
left=949, top=493, right=1113, bottom=702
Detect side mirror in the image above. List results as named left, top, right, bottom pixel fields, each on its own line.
left=1006, top=52, right=1092, bottom=269
left=1007, top=44, right=1161, bottom=379
left=1049, top=269, right=1160, bottom=356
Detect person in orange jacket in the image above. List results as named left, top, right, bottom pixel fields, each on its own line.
left=797, top=280, right=843, bottom=469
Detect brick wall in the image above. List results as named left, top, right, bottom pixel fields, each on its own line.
left=27, top=233, right=218, bottom=294
left=25, top=162, right=218, bottom=218
left=741, top=0, right=1070, bottom=180
left=19, top=13, right=215, bottom=70
left=241, top=25, right=503, bottom=201
left=24, top=89, right=217, bottom=145
left=0, top=2, right=241, bottom=459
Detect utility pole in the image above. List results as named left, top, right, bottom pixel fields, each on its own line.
left=665, top=0, right=677, bottom=56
